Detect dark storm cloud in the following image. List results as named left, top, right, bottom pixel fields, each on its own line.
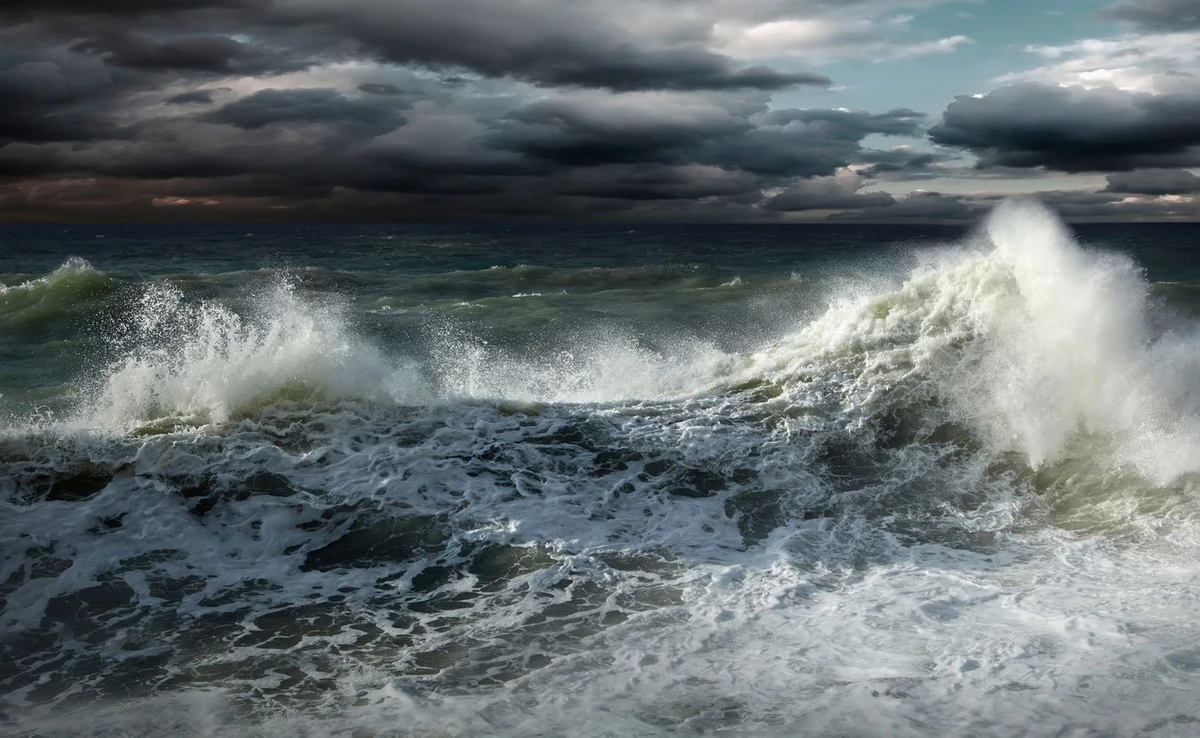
left=716, top=108, right=927, bottom=177
left=1105, top=168, right=1200, bottom=194
left=16, top=0, right=1170, bottom=222
left=1103, top=0, right=1200, bottom=31
left=0, top=0, right=254, bottom=17
left=358, top=83, right=404, bottom=96
left=72, top=33, right=254, bottom=73
left=490, top=95, right=751, bottom=167
left=478, top=48, right=826, bottom=92
left=202, top=88, right=407, bottom=132
left=859, top=147, right=945, bottom=175
left=167, top=89, right=217, bottom=104
left=484, top=95, right=925, bottom=193
left=1039, top=188, right=1200, bottom=219
left=559, top=164, right=761, bottom=201
left=0, top=72, right=934, bottom=219
left=929, top=83, right=1200, bottom=172
left=263, top=0, right=829, bottom=93
left=0, top=46, right=143, bottom=143
left=4, top=0, right=827, bottom=94
left=0, top=111, right=125, bottom=146
left=760, top=108, right=926, bottom=137
left=0, top=130, right=281, bottom=180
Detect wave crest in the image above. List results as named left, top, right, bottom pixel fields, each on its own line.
left=0, top=257, right=114, bottom=330
left=28, top=200, right=1200, bottom=489
left=740, top=198, right=1200, bottom=483
left=78, top=281, right=418, bottom=429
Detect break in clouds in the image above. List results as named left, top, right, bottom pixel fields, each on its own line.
left=2, top=0, right=1200, bottom=221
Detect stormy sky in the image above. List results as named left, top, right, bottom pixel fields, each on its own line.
left=2, top=0, right=1200, bottom=221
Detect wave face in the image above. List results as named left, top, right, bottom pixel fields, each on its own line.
left=0, top=257, right=114, bottom=332
left=3, top=203, right=1200, bottom=737
left=741, top=200, right=1200, bottom=484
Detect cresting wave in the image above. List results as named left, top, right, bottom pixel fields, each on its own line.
left=739, top=199, right=1200, bottom=484
left=78, top=281, right=410, bottom=429
left=0, top=256, right=114, bottom=331
left=57, top=277, right=738, bottom=430
left=40, top=199, right=1200, bottom=488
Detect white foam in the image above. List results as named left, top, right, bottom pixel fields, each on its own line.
left=426, top=323, right=737, bottom=404
left=734, top=198, right=1200, bottom=485
left=74, top=280, right=426, bottom=430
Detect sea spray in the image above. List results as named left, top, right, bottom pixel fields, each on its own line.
left=424, top=318, right=737, bottom=403
left=76, top=279, right=420, bottom=430
left=20, top=199, right=1200, bottom=492
left=732, top=199, right=1200, bottom=485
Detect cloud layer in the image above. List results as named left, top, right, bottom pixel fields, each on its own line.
left=1, top=0, right=1198, bottom=221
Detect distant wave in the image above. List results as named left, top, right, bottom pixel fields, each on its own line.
left=0, top=257, right=114, bottom=331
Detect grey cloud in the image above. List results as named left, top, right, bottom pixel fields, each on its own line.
left=1103, top=0, right=1200, bottom=31
left=262, top=0, right=829, bottom=92
left=1037, top=188, right=1200, bottom=219
left=358, top=83, right=404, bottom=95
left=201, top=88, right=407, bottom=133
left=0, top=0, right=254, bottom=17
left=560, top=164, right=761, bottom=201
left=859, top=148, right=946, bottom=175
left=4, top=0, right=831, bottom=95
left=0, top=47, right=143, bottom=143
left=5, top=0, right=1099, bottom=222
left=73, top=33, right=252, bottom=73
left=760, top=108, right=926, bottom=137
left=713, top=108, right=926, bottom=177
left=490, top=95, right=751, bottom=167
left=929, top=83, right=1200, bottom=172
left=167, top=89, right=217, bottom=104
left=485, top=95, right=920, bottom=183
left=0, top=75, right=939, bottom=219
left=1105, top=168, right=1200, bottom=194
left=512, top=49, right=828, bottom=92
left=0, top=127, right=295, bottom=180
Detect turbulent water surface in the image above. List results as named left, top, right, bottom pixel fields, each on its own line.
left=3, top=201, right=1200, bottom=737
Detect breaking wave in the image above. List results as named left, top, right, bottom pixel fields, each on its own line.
left=77, top=281, right=413, bottom=429
left=738, top=199, right=1200, bottom=483
left=42, top=199, right=1200, bottom=488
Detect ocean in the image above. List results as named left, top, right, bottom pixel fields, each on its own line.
left=3, top=200, right=1200, bottom=737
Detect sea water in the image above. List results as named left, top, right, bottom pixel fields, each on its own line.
left=2, top=200, right=1200, bottom=737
